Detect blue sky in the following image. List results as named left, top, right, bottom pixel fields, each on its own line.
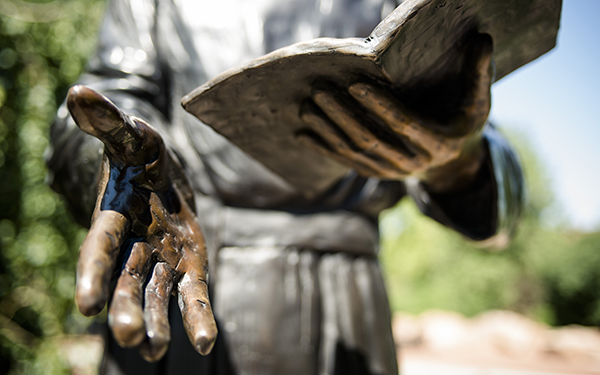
left=489, top=1, right=600, bottom=231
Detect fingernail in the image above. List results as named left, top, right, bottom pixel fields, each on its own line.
left=349, top=83, right=369, bottom=97
left=109, top=311, right=146, bottom=348
left=76, top=278, right=105, bottom=316
left=140, top=342, right=168, bottom=362
left=312, top=90, right=331, bottom=104
left=194, top=329, right=217, bottom=355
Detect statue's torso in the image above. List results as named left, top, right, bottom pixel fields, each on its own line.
left=176, top=0, right=391, bottom=78
left=153, top=0, right=402, bottom=213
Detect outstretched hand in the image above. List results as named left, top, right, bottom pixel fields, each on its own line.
left=67, top=86, right=217, bottom=361
left=299, top=33, right=494, bottom=192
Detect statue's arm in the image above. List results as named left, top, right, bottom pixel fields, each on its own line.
left=46, top=0, right=218, bottom=360
left=46, top=0, right=170, bottom=227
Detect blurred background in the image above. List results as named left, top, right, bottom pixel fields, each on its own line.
left=0, top=0, right=598, bottom=374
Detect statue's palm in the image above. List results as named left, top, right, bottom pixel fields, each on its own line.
left=68, top=86, right=216, bottom=361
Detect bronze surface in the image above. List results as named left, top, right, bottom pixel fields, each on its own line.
left=67, top=86, right=217, bottom=361
left=183, top=0, right=560, bottom=194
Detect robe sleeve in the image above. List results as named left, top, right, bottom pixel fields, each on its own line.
left=46, top=0, right=172, bottom=227
left=405, top=123, right=524, bottom=248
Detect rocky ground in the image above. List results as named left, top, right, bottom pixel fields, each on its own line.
left=394, top=310, right=600, bottom=374
left=57, top=310, right=600, bottom=374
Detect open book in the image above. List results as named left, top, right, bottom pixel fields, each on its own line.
left=182, top=0, right=561, bottom=194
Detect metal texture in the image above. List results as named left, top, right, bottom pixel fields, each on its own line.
left=45, top=0, right=532, bottom=374
left=183, top=0, right=560, bottom=193
left=67, top=86, right=217, bottom=360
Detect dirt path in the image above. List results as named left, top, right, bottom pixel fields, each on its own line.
left=57, top=310, right=600, bottom=374
left=395, top=310, right=600, bottom=375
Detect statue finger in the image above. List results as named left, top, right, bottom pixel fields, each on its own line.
left=67, top=85, right=160, bottom=165
left=177, top=267, right=217, bottom=356
left=348, top=83, right=456, bottom=155
left=458, top=33, right=494, bottom=132
left=299, top=112, right=402, bottom=178
left=349, top=83, right=473, bottom=165
left=108, top=241, right=152, bottom=348
left=139, top=262, right=174, bottom=362
left=76, top=210, right=130, bottom=316
left=312, top=90, right=427, bottom=172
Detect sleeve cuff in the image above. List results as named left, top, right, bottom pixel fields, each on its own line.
left=406, top=124, right=524, bottom=248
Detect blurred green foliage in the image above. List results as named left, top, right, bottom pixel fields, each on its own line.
left=380, top=131, right=600, bottom=327
left=0, top=0, right=106, bottom=373
left=1, top=0, right=599, bottom=374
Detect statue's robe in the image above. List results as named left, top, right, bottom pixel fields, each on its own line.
left=46, top=0, right=523, bottom=373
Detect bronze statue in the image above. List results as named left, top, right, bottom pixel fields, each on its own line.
left=46, top=0, right=560, bottom=374
left=66, top=86, right=216, bottom=359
